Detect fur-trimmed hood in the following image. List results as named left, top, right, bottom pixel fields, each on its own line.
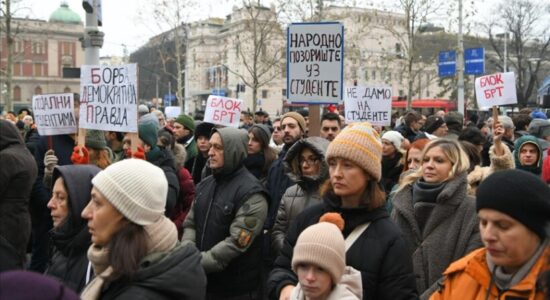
left=283, top=137, right=329, bottom=190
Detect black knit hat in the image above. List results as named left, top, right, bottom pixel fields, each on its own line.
left=194, top=122, right=216, bottom=139
left=424, top=116, right=445, bottom=134
left=476, top=169, right=550, bottom=239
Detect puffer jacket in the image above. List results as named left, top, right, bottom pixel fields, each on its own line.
left=290, top=266, right=362, bottom=300
left=0, top=120, right=38, bottom=270
left=268, top=193, right=418, bottom=300
left=429, top=246, right=550, bottom=300
left=45, top=165, right=100, bottom=293
left=391, top=172, right=483, bottom=298
left=271, top=137, right=329, bottom=255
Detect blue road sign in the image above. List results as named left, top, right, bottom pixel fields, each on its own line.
left=438, top=50, right=456, bottom=77
left=212, top=89, right=226, bottom=96
left=163, top=94, right=177, bottom=107
left=464, top=48, right=485, bottom=75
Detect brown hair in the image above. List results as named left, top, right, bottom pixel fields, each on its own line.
left=403, top=138, right=430, bottom=172
left=89, top=148, right=112, bottom=169
left=106, top=222, right=149, bottom=283
left=320, top=178, right=386, bottom=211
left=249, top=126, right=277, bottom=177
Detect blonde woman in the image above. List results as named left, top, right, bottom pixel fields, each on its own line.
left=391, top=139, right=483, bottom=298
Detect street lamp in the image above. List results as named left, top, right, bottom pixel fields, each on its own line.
left=496, top=32, right=510, bottom=72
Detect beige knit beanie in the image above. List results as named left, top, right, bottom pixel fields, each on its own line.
left=325, top=122, right=382, bottom=181
left=292, top=222, right=346, bottom=284
left=91, top=159, right=167, bottom=225
left=281, top=112, right=307, bottom=133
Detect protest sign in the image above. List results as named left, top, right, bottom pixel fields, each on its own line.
left=344, top=86, right=392, bottom=126
left=204, top=95, right=243, bottom=128
left=287, top=22, right=344, bottom=104
left=475, top=72, right=517, bottom=109
left=79, top=64, right=138, bottom=132
left=32, top=93, right=77, bottom=136
left=165, top=106, right=181, bottom=119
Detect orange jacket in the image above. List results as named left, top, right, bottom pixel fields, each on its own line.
left=430, top=247, right=549, bottom=300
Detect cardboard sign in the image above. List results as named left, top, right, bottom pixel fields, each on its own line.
left=475, top=72, right=517, bottom=109
left=32, top=93, right=77, bottom=136
left=164, top=106, right=181, bottom=119
left=287, top=22, right=344, bottom=104
left=344, top=86, right=392, bottom=126
left=204, top=95, right=243, bottom=128
left=79, top=64, right=138, bottom=132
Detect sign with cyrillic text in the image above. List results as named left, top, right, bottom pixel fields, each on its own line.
left=344, top=86, right=392, bottom=126
left=32, top=93, right=77, bottom=136
left=164, top=106, right=182, bottom=120
left=79, top=64, right=138, bottom=132
left=475, top=72, right=517, bottom=109
left=204, top=95, right=243, bottom=128
left=287, top=22, right=344, bottom=104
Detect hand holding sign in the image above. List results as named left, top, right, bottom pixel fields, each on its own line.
left=475, top=72, right=517, bottom=109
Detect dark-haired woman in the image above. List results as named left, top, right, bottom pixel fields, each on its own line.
left=245, top=124, right=277, bottom=183
left=80, top=159, right=206, bottom=299
left=269, top=122, right=417, bottom=300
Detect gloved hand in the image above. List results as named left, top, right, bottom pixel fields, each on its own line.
left=71, top=146, right=90, bottom=165
left=44, top=149, right=58, bottom=174
left=125, top=145, right=146, bottom=160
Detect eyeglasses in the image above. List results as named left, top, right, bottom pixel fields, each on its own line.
left=300, top=157, right=319, bottom=165
left=273, top=126, right=282, bottom=131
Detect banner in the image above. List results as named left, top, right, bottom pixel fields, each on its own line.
left=164, top=106, right=181, bottom=119
left=344, top=86, right=392, bottom=126
left=475, top=72, right=517, bottom=109
left=204, top=95, right=243, bottom=128
left=32, top=93, right=77, bottom=136
left=287, top=22, right=344, bottom=104
left=79, top=64, right=138, bottom=132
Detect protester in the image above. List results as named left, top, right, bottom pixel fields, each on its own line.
left=444, top=112, right=464, bottom=140
left=381, top=130, right=405, bottom=193
left=403, top=138, right=430, bottom=172
left=514, top=135, right=543, bottom=176
left=182, top=127, right=268, bottom=299
left=423, top=116, right=448, bottom=138
left=0, top=120, right=38, bottom=271
left=391, top=138, right=482, bottom=297
left=0, top=270, right=80, bottom=300
left=152, top=109, right=166, bottom=128
left=320, top=112, right=342, bottom=141
left=104, top=131, right=125, bottom=163
left=45, top=165, right=100, bottom=293
left=270, top=118, right=284, bottom=153
left=429, top=169, right=550, bottom=299
left=290, top=217, right=362, bottom=300
left=240, top=111, right=254, bottom=130
left=80, top=159, right=206, bottom=299
left=173, top=114, right=197, bottom=164
left=271, top=137, right=329, bottom=255
left=396, top=110, right=423, bottom=142
left=269, top=122, right=417, bottom=300
left=187, top=122, right=215, bottom=183
left=245, top=124, right=277, bottom=182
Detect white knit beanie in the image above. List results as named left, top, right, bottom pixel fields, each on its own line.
left=382, top=130, right=404, bottom=150
left=91, top=159, right=167, bottom=225
left=292, top=222, right=346, bottom=284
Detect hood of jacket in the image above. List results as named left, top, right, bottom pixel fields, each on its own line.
left=284, top=137, right=329, bottom=189
left=171, top=143, right=187, bottom=170
left=0, top=120, right=25, bottom=151
left=212, top=127, right=248, bottom=175
left=50, top=165, right=101, bottom=253
left=514, top=135, right=543, bottom=174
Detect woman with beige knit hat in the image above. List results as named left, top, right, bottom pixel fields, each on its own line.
left=79, top=159, right=206, bottom=299
left=268, top=122, right=417, bottom=300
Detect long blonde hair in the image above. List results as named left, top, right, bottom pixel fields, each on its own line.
left=398, top=139, right=470, bottom=190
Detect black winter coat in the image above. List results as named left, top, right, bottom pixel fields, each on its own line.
left=268, top=193, right=418, bottom=300
left=0, top=120, right=38, bottom=270
left=99, top=242, right=207, bottom=300
left=147, top=147, right=180, bottom=217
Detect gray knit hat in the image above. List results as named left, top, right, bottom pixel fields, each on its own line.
left=292, top=222, right=346, bottom=284
left=85, top=130, right=107, bottom=149
left=91, top=159, right=167, bottom=225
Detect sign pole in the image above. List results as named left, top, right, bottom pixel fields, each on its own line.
left=457, top=0, right=465, bottom=115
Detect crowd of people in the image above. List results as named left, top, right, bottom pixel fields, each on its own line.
left=1, top=101, right=549, bottom=300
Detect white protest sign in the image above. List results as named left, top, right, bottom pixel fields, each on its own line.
left=79, top=64, right=138, bottom=132
left=164, top=106, right=181, bottom=119
left=204, top=95, right=244, bottom=128
left=475, top=72, right=517, bottom=109
left=32, top=93, right=77, bottom=136
left=344, top=86, right=392, bottom=126
left=287, top=22, right=344, bottom=104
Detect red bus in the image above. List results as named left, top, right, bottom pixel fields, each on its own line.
left=392, top=98, right=456, bottom=115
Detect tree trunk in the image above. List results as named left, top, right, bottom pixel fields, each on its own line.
left=5, top=0, right=14, bottom=112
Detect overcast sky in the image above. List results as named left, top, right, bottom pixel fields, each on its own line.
left=13, top=0, right=533, bottom=57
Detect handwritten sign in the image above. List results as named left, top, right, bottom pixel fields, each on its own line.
left=287, top=22, right=344, bottom=104
left=32, top=93, right=77, bottom=136
left=344, top=86, right=392, bottom=126
left=164, top=106, right=182, bottom=120
left=79, top=64, right=138, bottom=132
left=475, top=72, right=517, bottom=109
left=204, top=95, right=243, bottom=128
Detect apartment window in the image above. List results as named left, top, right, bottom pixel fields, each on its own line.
left=13, top=86, right=21, bottom=101
left=13, top=63, right=21, bottom=76
left=262, top=90, right=268, bottom=98
left=364, top=70, right=369, bottom=81
left=34, top=63, right=43, bottom=76
left=372, top=70, right=376, bottom=81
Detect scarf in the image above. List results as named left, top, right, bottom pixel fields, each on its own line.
left=80, top=216, right=178, bottom=300
left=412, top=180, right=447, bottom=232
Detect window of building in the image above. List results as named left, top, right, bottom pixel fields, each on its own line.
left=282, top=88, right=286, bottom=96
left=13, top=86, right=21, bottom=101
left=399, top=89, right=404, bottom=96
left=388, top=72, right=392, bottom=81
left=34, top=63, right=42, bottom=76
left=372, top=70, right=376, bottom=81
left=395, top=43, right=401, bottom=54
left=364, top=70, right=369, bottom=81
left=13, top=63, right=21, bottom=76
left=262, top=90, right=268, bottom=98
left=34, top=86, right=42, bottom=95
